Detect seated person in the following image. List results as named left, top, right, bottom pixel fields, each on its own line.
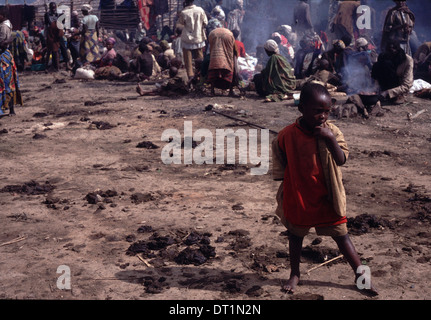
left=321, top=40, right=348, bottom=79
left=93, top=37, right=117, bottom=68
left=157, top=40, right=175, bottom=70
left=297, top=58, right=341, bottom=90
left=372, top=40, right=414, bottom=105
left=294, top=35, right=323, bottom=79
left=413, top=41, right=431, bottom=82
left=136, top=66, right=190, bottom=97
left=252, top=39, right=296, bottom=102
left=271, top=32, right=294, bottom=64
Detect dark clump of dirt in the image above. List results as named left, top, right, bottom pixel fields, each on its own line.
left=245, top=285, right=263, bottom=297
left=130, top=192, right=155, bottom=204
left=301, top=245, right=341, bottom=264
left=173, top=231, right=216, bottom=266
left=91, top=121, right=116, bottom=130
left=33, top=133, right=47, bottom=140
left=32, top=112, right=49, bottom=118
left=0, top=128, right=8, bottom=134
left=147, top=233, right=176, bottom=250
left=126, top=240, right=150, bottom=256
left=347, top=213, right=394, bottom=235
left=84, top=101, right=103, bottom=106
left=126, top=229, right=216, bottom=266
left=85, top=189, right=118, bottom=204
left=224, top=229, right=252, bottom=251
left=217, top=164, right=249, bottom=175
left=55, top=110, right=83, bottom=118
left=140, top=276, right=168, bottom=294
left=184, top=231, right=212, bottom=245
left=136, top=141, right=159, bottom=149
left=407, top=193, right=431, bottom=224
left=1, top=180, right=55, bottom=195
left=137, top=225, right=153, bottom=233
left=174, top=244, right=216, bottom=266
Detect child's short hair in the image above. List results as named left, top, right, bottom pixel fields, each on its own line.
left=299, top=82, right=331, bottom=107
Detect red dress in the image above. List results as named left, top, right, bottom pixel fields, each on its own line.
left=277, top=121, right=347, bottom=228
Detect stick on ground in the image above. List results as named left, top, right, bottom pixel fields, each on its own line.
left=306, top=254, right=344, bottom=274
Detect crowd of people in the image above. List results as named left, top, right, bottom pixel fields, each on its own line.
left=1, top=0, right=430, bottom=116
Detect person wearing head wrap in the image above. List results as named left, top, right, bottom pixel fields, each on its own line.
left=272, top=32, right=295, bottom=63
left=93, top=36, right=117, bottom=73
left=253, top=39, right=296, bottom=102
left=264, top=39, right=280, bottom=55
left=81, top=4, right=92, bottom=13
left=356, top=37, right=368, bottom=49
left=80, top=4, right=100, bottom=63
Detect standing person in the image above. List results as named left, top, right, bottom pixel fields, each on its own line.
left=329, top=0, right=360, bottom=49
left=44, top=2, right=70, bottom=70
left=293, top=0, right=313, bottom=38
left=0, top=7, right=22, bottom=117
left=226, top=0, right=244, bottom=41
left=176, top=0, right=208, bottom=79
left=272, top=82, right=379, bottom=296
left=71, top=10, right=81, bottom=29
left=381, top=0, right=415, bottom=56
left=45, top=20, right=64, bottom=71
left=207, top=27, right=238, bottom=97
left=44, top=2, right=59, bottom=31
left=68, top=27, right=81, bottom=72
left=80, top=4, right=100, bottom=64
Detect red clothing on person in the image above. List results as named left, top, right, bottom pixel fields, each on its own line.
left=235, top=40, right=246, bottom=58
left=277, top=120, right=348, bottom=229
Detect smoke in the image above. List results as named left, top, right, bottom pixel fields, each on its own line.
left=201, top=0, right=431, bottom=55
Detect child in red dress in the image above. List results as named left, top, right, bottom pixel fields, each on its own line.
left=272, top=83, right=378, bottom=296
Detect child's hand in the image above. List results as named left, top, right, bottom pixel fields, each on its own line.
left=313, top=124, right=334, bottom=140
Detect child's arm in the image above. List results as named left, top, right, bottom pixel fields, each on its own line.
left=314, top=125, right=346, bottom=166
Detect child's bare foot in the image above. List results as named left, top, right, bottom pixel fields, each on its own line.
left=355, top=276, right=379, bottom=297
left=282, top=275, right=300, bottom=293
left=136, top=83, right=144, bottom=96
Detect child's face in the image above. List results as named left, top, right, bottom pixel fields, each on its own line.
left=299, top=94, right=332, bottom=129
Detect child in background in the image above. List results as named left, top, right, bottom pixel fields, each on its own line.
left=272, top=82, right=378, bottom=296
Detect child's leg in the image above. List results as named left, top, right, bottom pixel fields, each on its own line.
left=283, top=233, right=304, bottom=293
left=332, top=234, right=378, bottom=296
left=332, top=234, right=361, bottom=271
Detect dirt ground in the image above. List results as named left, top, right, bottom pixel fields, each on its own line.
left=0, top=70, right=430, bottom=301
